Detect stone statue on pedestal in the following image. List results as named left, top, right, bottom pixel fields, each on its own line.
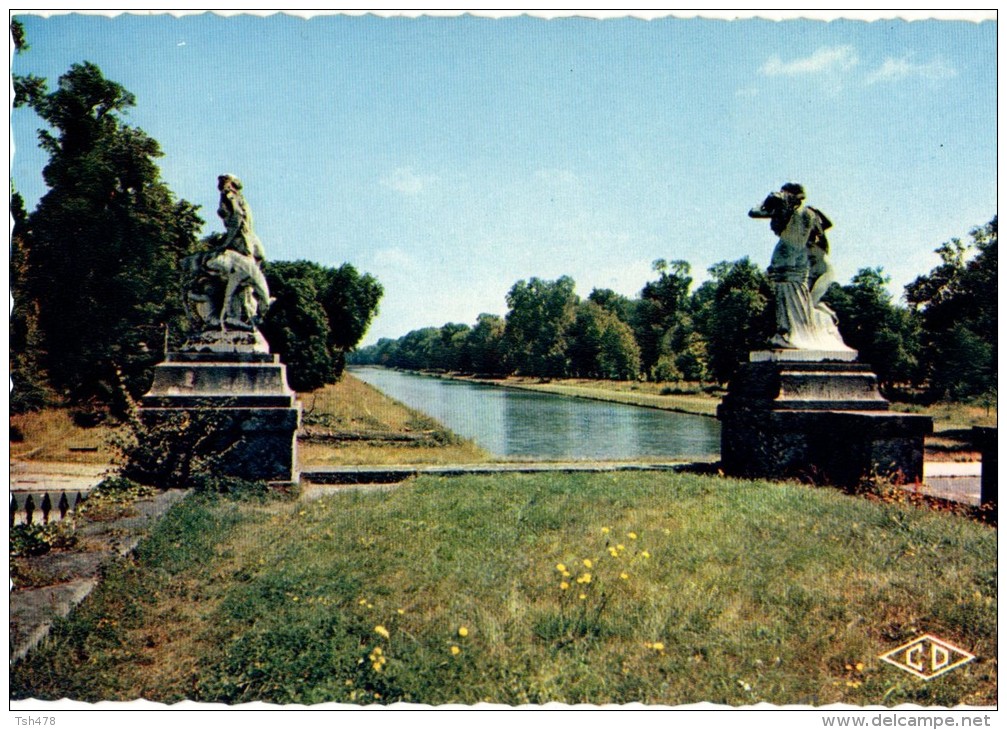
left=181, top=175, right=273, bottom=339
left=717, top=184, right=932, bottom=487
left=749, top=183, right=854, bottom=355
left=141, top=174, right=300, bottom=482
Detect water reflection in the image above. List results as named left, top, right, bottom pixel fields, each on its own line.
left=350, top=367, right=720, bottom=460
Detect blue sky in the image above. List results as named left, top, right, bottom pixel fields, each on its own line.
left=10, top=11, right=997, bottom=346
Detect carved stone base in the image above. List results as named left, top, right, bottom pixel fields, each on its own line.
left=718, top=359, right=932, bottom=487
left=179, top=329, right=270, bottom=355
left=140, top=350, right=300, bottom=483
left=750, top=348, right=858, bottom=363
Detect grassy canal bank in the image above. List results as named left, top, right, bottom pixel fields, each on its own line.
left=12, top=371, right=994, bottom=469
left=11, top=372, right=998, bottom=706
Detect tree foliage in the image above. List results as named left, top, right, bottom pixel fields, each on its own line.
left=261, top=261, right=383, bottom=391
left=504, top=276, right=579, bottom=377
left=351, top=218, right=995, bottom=405
left=567, top=301, right=641, bottom=380
left=465, top=314, right=509, bottom=375
left=14, top=62, right=204, bottom=407
left=823, top=268, right=922, bottom=390
left=10, top=191, right=55, bottom=412
left=12, top=57, right=383, bottom=405
left=633, top=259, right=696, bottom=378
left=904, top=218, right=997, bottom=400
left=692, top=258, right=774, bottom=383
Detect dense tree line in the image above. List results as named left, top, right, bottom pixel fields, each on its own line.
left=11, top=51, right=381, bottom=413
left=260, top=261, right=383, bottom=392
left=352, top=220, right=997, bottom=403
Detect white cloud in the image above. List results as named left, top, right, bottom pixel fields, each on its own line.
left=866, top=56, right=956, bottom=84
left=533, top=168, right=581, bottom=187
left=372, top=246, right=420, bottom=272
left=760, top=45, right=859, bottom=76
left=380, top=166, right=436, bottom=195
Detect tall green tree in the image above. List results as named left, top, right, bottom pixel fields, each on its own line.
left=822, top=267, right=922, bottom=391
left=320, top=264, right=384, bottom=375
left=15, top=62, right=203, bottom=406
left=261, top=260, right=383, bottom=390
left=10, top=191, right=54, bottom=412
left=904, top=218, right=997, bottom=400
left=567, top=301, right=640, bottom=380
left=464, top=313, right=509, bottom=375
left=587, top=287, right=636, bottom=326
left=435, top=323, right=472, bottom=372
left=504, top=276, right=579, bottom=377
left=693, top=258, right=773, bottom=384
left=634, top=259, right=707, bottom=381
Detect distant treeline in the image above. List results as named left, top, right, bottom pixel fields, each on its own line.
left=351, top=218, right=997, bottom=403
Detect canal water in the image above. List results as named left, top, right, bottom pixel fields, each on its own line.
left=350, top=367, right=721, bottom=461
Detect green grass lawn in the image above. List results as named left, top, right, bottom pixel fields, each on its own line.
left=11, top=472, right=996, bottom=706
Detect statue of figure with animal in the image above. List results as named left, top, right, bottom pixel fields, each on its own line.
left=181, top=175, right=274, bottom=340
left=749, top=183, right=854, bottom=354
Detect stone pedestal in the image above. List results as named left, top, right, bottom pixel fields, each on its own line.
left=718, top=352, right=932, bottom=487
left=140, top=334, right=300, bottom=483
left=973, top=426, right=997, bottom=520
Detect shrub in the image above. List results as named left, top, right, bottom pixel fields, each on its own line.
left=10, top=522, right=76, bottom=558
left=650, top=355, right=682, bottom=384
left=112, top=409, right=243, bottom=488
left=78, top=476, right=156, bottom=521
left=191, top=474, right=274, bottom=501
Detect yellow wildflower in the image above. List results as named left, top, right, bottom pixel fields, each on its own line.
left=450, top=645, right=461, bottom=656
left=368, top=647, right=387, bottom=672
left=617, top=544, right=625, bottom=552
left=855, top=662, right=865, bottom=672
left=652, top=642, right=665, bottom=652
left=560, top=581, right=570, bottom=590
left=641, top=550, right=651, bottom=559
left=628, top=532, right=638, bottom=540
left=579, top=593, right=587, bottom=600
left=397, top=609, right=405, bottom=615
left=374, top=625, right=390, bottom=639
left=583, top=558, right=593, bottom=568
left=576, top=572, right=592, bottom=584
left=458, top=626, right=469, bottom=638
left=601, top=527, right=611, bottom=534
left=608, top=547, right=619, bottom=558
left=620, top=572, right=629, bottom=580
left=556, top=563, right=567, bottom=573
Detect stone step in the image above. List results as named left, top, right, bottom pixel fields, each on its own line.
left=301, top=461, right=693, bottom=485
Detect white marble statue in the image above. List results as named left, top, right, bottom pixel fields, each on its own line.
left=749, top=183, right=854, bottom=353
left=182, top=175, right=273, bottom=333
